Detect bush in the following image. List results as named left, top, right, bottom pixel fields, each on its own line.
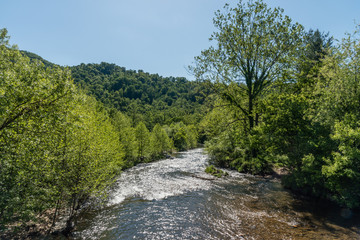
left=205, top=165, right=228, bottom=178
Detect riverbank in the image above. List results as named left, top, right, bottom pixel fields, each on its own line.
left=0, top=150, right=183, bottom=239
left=70, top=149, right=360, bottom=239
left=5, top=149, right=360, bottom=239
left=1, top=208, right=72, bottom=240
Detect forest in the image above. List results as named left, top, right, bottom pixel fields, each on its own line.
left=194, top=1, right=360, bottom=210
left=0, top=29, right=201, bottom=235
left=1, top=0, right=360, bottom=237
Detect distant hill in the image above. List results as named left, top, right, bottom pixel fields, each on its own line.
left=21, top=50, right=57, bottom=68
left=70, top=62, right=211, bottom=127
left=19, top=50, right=212, bottom=127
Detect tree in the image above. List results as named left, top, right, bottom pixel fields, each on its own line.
left=69, top=62, right=207, bottom=130
left=266, top=25, right=360, bottom=207
left=112, top=111, right=138, bottom=167
left=184, top=124, right=198, bottom=149
left=135, top=122, right=150, bottom=161
left=192, top=0, right=303, bottom=132
left=315, top=26, right=360, bottom=207
left=296, top=29, right=333, bottom=91
left=0, top=28, right=10, bottom=46
left=173, top=127, right=189, bottom=151
left=150, top=124, right=172, bottom=158
left=0, top=30, right=125, bottom=230
left=191, top=0, right=303, bottom=173
left=0, top=33, right=76, bottom=226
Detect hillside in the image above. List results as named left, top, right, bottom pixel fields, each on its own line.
left=21, top=50, right=211, bottom=128
left=70, top=62, right=211, bottom=128
left=21, top=50, right=57, bottom=68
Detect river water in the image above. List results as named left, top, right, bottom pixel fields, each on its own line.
left=71, top=149, right=360, bottom=239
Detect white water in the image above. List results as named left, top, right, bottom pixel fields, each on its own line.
left=71, top=149, right=360, bottom=240
left=109, top=149, right=213, bottom=204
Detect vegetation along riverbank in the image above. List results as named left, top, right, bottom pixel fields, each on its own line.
left=1, top=0, right=360, bottom=238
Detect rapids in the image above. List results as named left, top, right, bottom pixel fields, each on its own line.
left=70, top=149, right=360, bottom=239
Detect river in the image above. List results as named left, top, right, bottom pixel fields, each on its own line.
left=70, top=149, right=360, bottom=239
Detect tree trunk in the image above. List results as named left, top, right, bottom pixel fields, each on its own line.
left=248, top=94, right=254, bottom=131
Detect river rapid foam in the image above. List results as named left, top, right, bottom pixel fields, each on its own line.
left=71, top=149, right=360, bottom=240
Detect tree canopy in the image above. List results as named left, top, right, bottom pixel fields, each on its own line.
left=192, top=0, right=303, bottom=131
left=196, top=3, right=360, bottom=209
left=70, top=62, right=211, bottom=129
left=0, top=29, right=200, bottom=234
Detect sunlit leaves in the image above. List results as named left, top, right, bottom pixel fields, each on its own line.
left=0, top=33, right=124, bottom=228
left=193, top=0, right=303, bottom=132
left=192, top=0, right=303, bottom=174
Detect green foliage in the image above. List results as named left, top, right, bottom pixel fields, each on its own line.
left=63, top=94, right=124, bottom=201
left=70, top=62, right=211, bottom=128
left=0, top=28, right=10, bottom=46
left=135, top=122, right=151, bottom=161
left=195, top=1, right=360, bottom=208
left=260, top=91, right=332, bottom=168
left=0, top=33, right=125, bottom=229
left=322, top=117, right=360, bottom=208
left=192, top=0, right=303, bottom=131
left=192, top=0, right=303, bottom=175
left=203, top=109, right=273, bottom=175
left=150, top=124, right=173, bottom=159
left=0, top=41, right=76, bottom=225
left=169, top=122, right=198, bottom=151
left=112, top=114, right=175, bottom=166
left=173, top=127, right=189, bottom=151
left=295, top=29, right=333, bottom=90
left=308, top=28, right=360, bottom=207
left=112, top=111, right=138, bottom=168
left=268, top=26, right=360, bottom=207
left=205, top=165, right=228, bottom=178
left=21, top=50, right=56, bottom=68
left=0, top=28, right=203, bottom=232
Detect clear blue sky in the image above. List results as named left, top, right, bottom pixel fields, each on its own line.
left=1, top=0, right=359, bottom=79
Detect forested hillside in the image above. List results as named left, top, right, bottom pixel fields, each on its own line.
left=2, top=0, right=360, bottom=238
left=20, top=52, right=212, bottom=128
left=1, top=29, right=205, bottom=236
left=21, top=50, right=56, bottom=69
left=70, top=63, right=211, bottom=128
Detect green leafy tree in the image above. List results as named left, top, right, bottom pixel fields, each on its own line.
left=70, top=62, right=208, bottom=129
left=185, top=124, right=198, bottom=149
left=135, top=122, right=150, bottom=162
left=0, top=35, right=76, bottom=226
left=0, top=30, right=125, bottom=230
left=150, top=124, right=172, bottom=158
left=112, top=111, right=138, bottom=168
left=191, top=0, right=303, bottom=173
left=322, top=117, right=360, bottom=208
left=266, top=26, right=360, bottom=207
left=315, top=27, right=360, bottom=207
left=296, top=29, right=333, bottom=91
left=0, top=28, right=10, bottom=46
left=173, top=127, right=189, bottom=151
left=192, top=0, right=303, bottom=132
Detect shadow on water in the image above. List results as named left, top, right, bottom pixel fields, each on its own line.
left=220, top=175, right=360, bottom=239
left=287, top=193, right=360, bottom=238
left=66, top=149, right=360, bottom=240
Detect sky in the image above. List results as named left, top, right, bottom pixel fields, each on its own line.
left=1, top=0, right=359, bottom=80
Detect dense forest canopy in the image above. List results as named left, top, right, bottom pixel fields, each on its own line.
left=69, top=62, right=211, bottom=128
left=1, top=29, right=201, bottom=233
left=194, top=0, right=360, bottom=208
left=0, top=31, right=125, bottom=230
left=1, top=0, right=360, bottom=237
